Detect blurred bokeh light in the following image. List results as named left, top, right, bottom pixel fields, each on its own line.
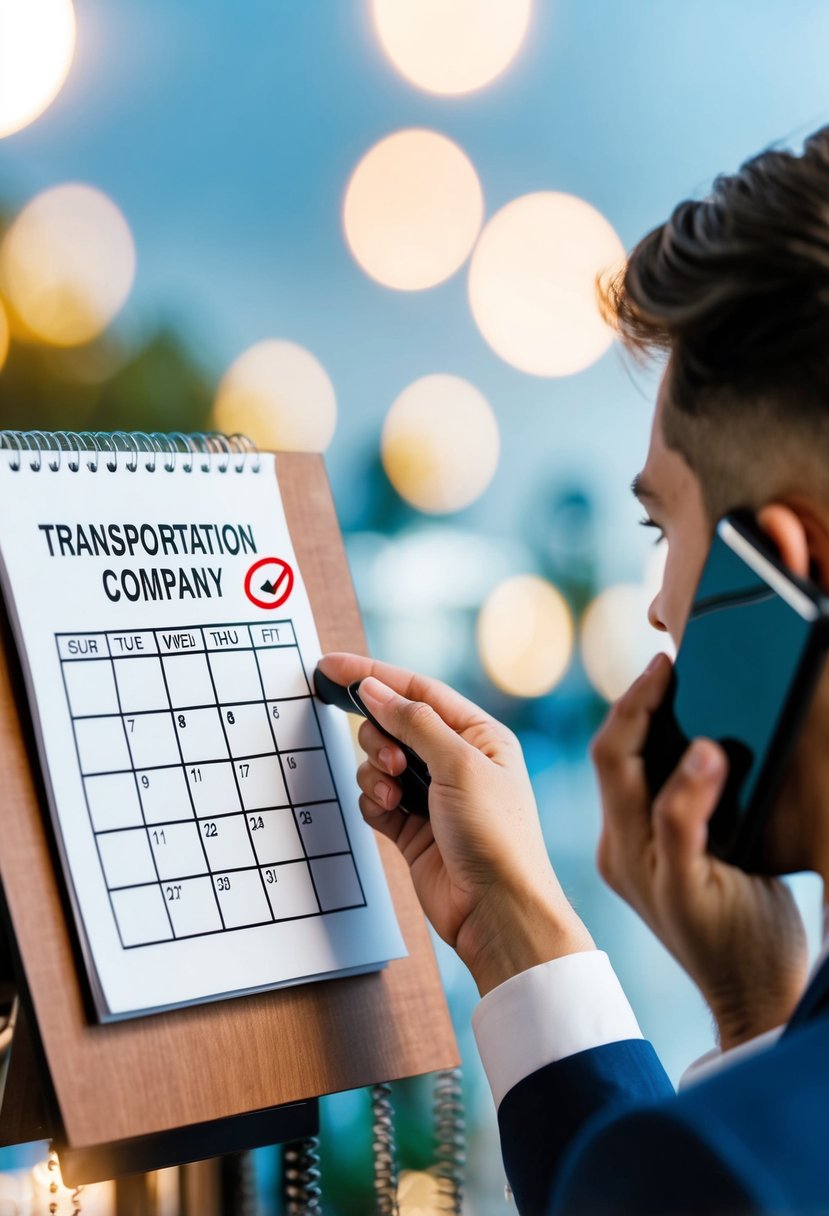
left=0, top=300, right=9, bottom=374
left=371, top=0, right=532, bottom=96
left=0, top=0, right=76, bottom=139
left=0, top=183, right=136, bottom=347
left=212, top=338, right=337, bottom=451
left=468, top=191, right=625, bottom=376
left=581, top=582, right=666, bottom=702
left=343, top=129, right=484, bottom=290
left=381, top=373, right=499, bottom=512
left=477, top=574, right=573, bottom=697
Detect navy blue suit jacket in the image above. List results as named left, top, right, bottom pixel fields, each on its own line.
left=498, top=956, right=829, bottom=1215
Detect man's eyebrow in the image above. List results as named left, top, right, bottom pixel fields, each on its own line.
left=631, top=473, right=660, bottom=503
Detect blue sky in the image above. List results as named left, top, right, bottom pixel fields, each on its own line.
left=4, top=0, right=829, bottom=584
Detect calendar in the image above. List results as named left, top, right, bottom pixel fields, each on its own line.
left=0, top=436, right=405, bottom=1020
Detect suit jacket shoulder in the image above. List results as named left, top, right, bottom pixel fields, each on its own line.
left=500, top=1014, right=829, bottom=1215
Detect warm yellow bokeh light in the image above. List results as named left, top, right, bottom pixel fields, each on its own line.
left=372, top=0, right=532, bottom=96
left=581, top=583, right=671, bottom=702
left=478, top=575, right=573, bottom=697
left=343, top=129, right=484, bottom=290
left=1, top=183, right=136, bottom=346
left=0, top=0, right=76, bottom=138
left=468, top=191, right=626, bottom=376
left=212, top=339, right=337, bottom=452
left=398, top=1169, right=453, bottom=1216
left=0, top=300, right=9, bottom=373
left=382, top=373, right=499, bottom=513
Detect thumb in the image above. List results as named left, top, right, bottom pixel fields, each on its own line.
left=359, top=676, right=474, bottom=785
left=652, top=739, right=728, bottom=882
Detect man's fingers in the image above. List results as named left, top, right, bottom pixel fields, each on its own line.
left=357, top=719, right=407, bottom=777
left=318, top=652, right=496, bottom=736
left=357, top=759, right=402, bottom=811
left=357, top=676, right=477, bottom=785
left=590, top=652, right=674, bottom=774
left=652, top=739, right=728, bottom=880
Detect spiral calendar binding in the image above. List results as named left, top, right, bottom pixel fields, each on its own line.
left=0, top=430, right=260, bottom=475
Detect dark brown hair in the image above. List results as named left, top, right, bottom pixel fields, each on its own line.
left=601, top=127, right=829, bottom=516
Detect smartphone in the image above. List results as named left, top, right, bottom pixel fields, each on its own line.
left=643, top=512, right=829, bottom=871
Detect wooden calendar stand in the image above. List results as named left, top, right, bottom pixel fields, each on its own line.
left=0, top=452, right=459, bottom=1184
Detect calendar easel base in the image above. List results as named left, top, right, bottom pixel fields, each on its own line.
left=0, top=451, right=458, bottom=1178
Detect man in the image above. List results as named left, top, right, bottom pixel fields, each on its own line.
left=319, top=127, right=829, bottom=1214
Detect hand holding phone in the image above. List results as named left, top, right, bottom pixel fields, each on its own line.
left=643, top=512, right=829, bottom=871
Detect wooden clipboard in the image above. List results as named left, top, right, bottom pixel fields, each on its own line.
left=0, top=452, right=458, bottom=1182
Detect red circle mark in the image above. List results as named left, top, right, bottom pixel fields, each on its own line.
left=244, top=557, right=295, bottom=610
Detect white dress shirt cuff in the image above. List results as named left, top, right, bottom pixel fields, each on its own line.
left=472, top=950, right=644, bottom=1110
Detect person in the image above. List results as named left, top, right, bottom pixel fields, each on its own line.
left=319, top=126, right=829, bottom=1215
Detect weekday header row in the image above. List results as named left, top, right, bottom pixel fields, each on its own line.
left=57, top=621, right=296, bottom=660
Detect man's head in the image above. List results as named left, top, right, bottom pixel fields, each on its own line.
left=603, top=127, right=829, bottom=874
left=606, top=126, right=829, bottom=528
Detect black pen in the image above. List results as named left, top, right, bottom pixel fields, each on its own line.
left=313, top=669, right=431, bottom=817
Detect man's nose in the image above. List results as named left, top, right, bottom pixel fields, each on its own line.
left=648, top=593, right=668, bottom=633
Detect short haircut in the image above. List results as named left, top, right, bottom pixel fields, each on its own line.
left=601, top=126, right=829, bottom=520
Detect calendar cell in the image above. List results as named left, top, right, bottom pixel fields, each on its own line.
left=174, top=707, right=229, bottom=763
left=126, top=711, right=181, bottom=769
left=85, top=772, right=143, bottom=832
left=269, top=699, right=321, bottom=751
left=113, top=656, right=168, bottom=713
left=63, top=659, right=119, bottom=717
left=222, top=701, right=275, bottom=758
left=164, top=876, right=223, bottom=938
left=199, top=813, right=256, bottom=871
left=250, top=621, right=295, bottom=648
left=262, top=860, right=319, bottom=920
left=111, top=884, right=173, bottom=947
left=162, top=652, right=216, bottom=708
left=213, top=869, right=271, bottom=929
left=249, top=807, right=305, bottom=866
left=236, top=754, right=289, bottom=811
left=283, top=749, right=336, bottom=805
left=187, top=761, right=242, bottom=818
left=310, top=854, right=364, bottom=912
left=255, top=646, right=308, bottom=701
left=148, top=821, right=208, bottom=880
left=137, top=765, right=194, bottom=824
left=295, top=802, right=348, bottom=857
left=75, top=716, right=130, bottom=775
left=98, top=828, right=157, bottom=889
left=207, top=649, right=262, bottom=703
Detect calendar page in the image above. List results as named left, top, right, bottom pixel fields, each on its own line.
left=0, top=444, right=405, bottom=1020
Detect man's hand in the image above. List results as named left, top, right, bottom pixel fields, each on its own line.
left=592, top=652, right=809, bottom=1050
left=317, top=653, right=594, bottom=995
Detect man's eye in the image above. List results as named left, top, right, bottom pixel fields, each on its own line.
left=639, top=516, right=666, bottom=545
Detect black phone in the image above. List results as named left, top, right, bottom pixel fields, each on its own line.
left=643, top=511, right=829, bottom=871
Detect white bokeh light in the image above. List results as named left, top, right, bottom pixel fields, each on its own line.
left=468, top=191, right=626, bottom=376
left=381, top=373, right=499, bottom=513
left=478, top=574, right=573, bottom=697
left=0, top=0, right=76, bottom=138
left=372, top=0, right=532, bottom=96
left=343, top=129, right=484, bottom=290
left=0, top=183, right=136, bottom=346
left=213, top=339, right=337, bottom=452
left=581, top=582, right=671, bottom=702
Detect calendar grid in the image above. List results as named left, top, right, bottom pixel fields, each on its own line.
left=57, top=621, right=367, bottom=949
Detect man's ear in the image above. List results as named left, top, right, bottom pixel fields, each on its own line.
left=756, top=502, right=829, bottom=586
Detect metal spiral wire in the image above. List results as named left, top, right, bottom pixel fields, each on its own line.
left=0, top=430, right=260, bottom=474
left=371, top=1082, right=399, bottom=1216
left=433, top=1068, right=465, bottom=1215
left=282, top=1137, right=322, bottom=1216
